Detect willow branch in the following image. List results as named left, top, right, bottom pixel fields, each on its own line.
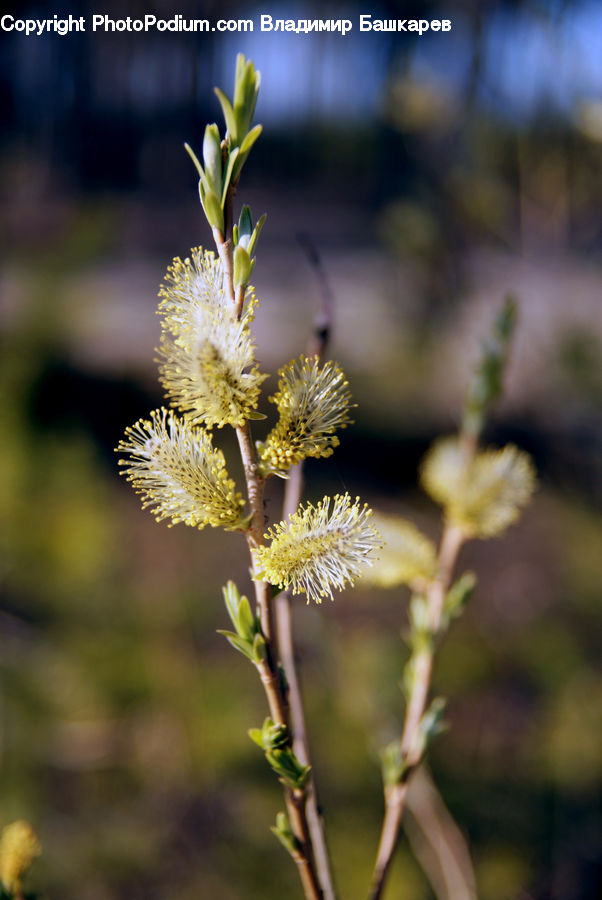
left=405, top=767, right=477, bottom=900
left=217, top=184, right=323, bottom=900
left=368, top=422, right=478, bottom=900
left=276, top=466, right=337, bottom=900
left=274, top=235, right=337, bottom=899
left=368, top=524, right=464, bottom=900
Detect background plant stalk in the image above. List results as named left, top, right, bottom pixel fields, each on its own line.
left=367, top=518, right=466, bottom=900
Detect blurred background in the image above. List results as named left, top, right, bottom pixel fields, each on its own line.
left=1, top=1, right=601, bottom=897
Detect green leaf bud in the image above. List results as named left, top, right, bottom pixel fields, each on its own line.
left=462, top=295, right=517, bottom=439
left=381, top=740, right=408, bottom=787
left=442, top=571, right=477, bottom=629
left=199, top=184, right=224, bottom=233
left=252, top=632, right=267, bottom=663
left=216, top=630, right=254, bottom=661
left=214, top=87, right=237, bottom=141
left=233, top=244, right=252, bottom=288
left=270, top=811, right=300, bottom=856
left=202, top=123, right=223, bottom=194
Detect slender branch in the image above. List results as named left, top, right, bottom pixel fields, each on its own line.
left=234, top=283, right=246, bottom=320
left=405, top=767, right=477, bottom=900
left=216, top=182, right=323, bottom=900
left=367, top=524, right=465, bottom=900
left=273, top=236, right=338, bottom=900
left=237, top=421, right=323, bottom=900
left=276, top=475, right=338, bottom=900
left=296, top=232, right=334, bottom=358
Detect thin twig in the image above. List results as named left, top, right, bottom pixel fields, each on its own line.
left=276, top=469, right=337, bottom=900
left=217, top=185, right=323, bottom=900
left=296, top=232, right=334, bottom=359
left=367, top=413, right=476, bottom=900
left=405, top=767, right=477, bottom=900
left=274, top=234, right=338, bottom=900
left=368, top=524, right=464, bottom=900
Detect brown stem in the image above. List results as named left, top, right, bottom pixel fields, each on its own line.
left=273, top=243, right=338, bottom=899
left=215, top=182, right=323, bottom=899
left=276, top=583, right=337, bottom=900
left=286, top=789, right=325, bottom=900
left=368, top=783, right=409, bottom=900
left=237, top=421, right=321, bottom=899
left=234, top=283, right=246, bottom=319
left=367, top=525, right=465, bottom=900
left=405, top=767, right=477, bottom=900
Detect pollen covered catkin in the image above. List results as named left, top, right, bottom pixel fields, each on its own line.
left=255, top=493, right=381, bottom=603
left=258, top=355, right=354, bottom=472
left=117, top=408, right=245, bottom=530
left=157, top=248, right=265, bottom=428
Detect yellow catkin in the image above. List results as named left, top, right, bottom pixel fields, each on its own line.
left=255, top=493, right=381, bottom=603
left=421, top=437, right=536, bottom=538
left=0, top=821, right=42, bottom=894
left=157, top=247, right=265, bottom=428
left=116, top=408, right=246, bottom=530
left=364, top=514, right=437, bottom=588
left=259, top=356, right=354, bottom=472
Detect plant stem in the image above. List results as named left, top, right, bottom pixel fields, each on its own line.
left=274, top=237, right=338, bottom=899
left=215, top=182, right=323, bottom=900
left=276, top=465, right=338, bottom=900
left=405, top=766, right=477, bottom=900
left=236, top=421, right=323, bottom=900
left=213, top=228, right=235, bottom=314
left=367, top=523, right=465, bottom=900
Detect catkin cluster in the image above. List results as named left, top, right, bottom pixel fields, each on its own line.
left=117, top=246, right=378, bottom=598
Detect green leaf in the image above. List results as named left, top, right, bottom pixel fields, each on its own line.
left=252, top=632, right=267, bottom=663
left=236, top=594, right=255, bottom=641
left=246, top=409, right=267, bottom=421
left=416, top=697, right=448, bottom=759
left=216, top=630, right=253, bottom=661
left=232, top=125, right=263, bottom=181
left=233, top=245, right=252, bottom=288
left=266, top=748, right=311, bottom=789
left=271, top=811, right=300, bottom=856
left=248, top=727, right=265, bottom=748
left=184, top=142, right=204, bottom=178
left=233, top=53, right=248, bottom=112
left=238, top=204, right=253, bottom=240
left=247, top=213, right=267, bottom=257
left=462, top=295, right=518, bottom=439
left=223, top=581, right=241, bottom=628
left=239, top=123, right=263, bottom=157
left=214, top=87, right=237, bottom=140
left=200, top=188, right=224, bottom=232
left=248, top=717, right=288, bottom=751
left=263, top=719, right=288, bottom=750
left=202, top=123, right=222, bottom=194
left=443, top=571, right=477, bottom=628
left=233, top=59, right=259, bottom=139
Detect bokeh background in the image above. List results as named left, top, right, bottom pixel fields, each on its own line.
left=1, top=1, right=602, bottom=898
